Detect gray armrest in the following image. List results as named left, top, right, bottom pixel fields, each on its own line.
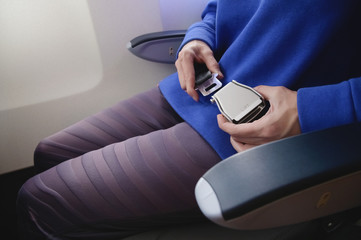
left=195, top=122, right=361, bottom=230
left=127, top=30, right=186, bottom=63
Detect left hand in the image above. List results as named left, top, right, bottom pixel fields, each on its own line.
left=217, top=85, right=301, bottom=152
left=175, top=40, right=224, bottom=102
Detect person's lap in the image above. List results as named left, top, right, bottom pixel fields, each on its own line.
left=17, top=87, right=221, bottom=239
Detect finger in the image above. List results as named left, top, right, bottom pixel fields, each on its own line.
left=201, top=54, right=224, bottom=79
left=186, top=83, right=199, bottom=101
left=216, top=114, right=228, bottom=126
left=230, top=137, right=245, bottom=152
left=176, top=56, right=199, bottom=101
left=217, top=114, right=269, bottom=145
left=176, top=56, right=194, bottom=89
left=175, top=60, right=186, bottom=90
left=183, top=61, right=198, bottom=101
left=253, top=85, right=275, bottom=100
left=217, top=114, right=243, bottom=135
left=217, top=114, right=260, bottom=137
left=230, top=137, right=257, bottom=152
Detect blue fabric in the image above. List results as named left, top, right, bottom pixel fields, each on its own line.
left=159, top=0, right=361, bottom=159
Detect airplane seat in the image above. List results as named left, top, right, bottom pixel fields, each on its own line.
left=120, top=121, right=361, bottom=240
left=127, top=32, right=361, bottom=239
left=195, top=122, right=361, bottom=231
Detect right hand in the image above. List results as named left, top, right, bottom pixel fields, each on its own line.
left=175, top=40, right=224, bottom=101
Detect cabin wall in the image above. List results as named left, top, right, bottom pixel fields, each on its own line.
left=0, top=0, right=208, bottom=174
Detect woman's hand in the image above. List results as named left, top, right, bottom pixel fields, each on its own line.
left=217, top=85, right=301, bottom=152
left=175, top=40, right=223, bottom=101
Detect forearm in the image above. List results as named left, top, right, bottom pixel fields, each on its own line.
left=177, top=0, right=217, bottom=56
left=298, top=77, right=361, bottom=133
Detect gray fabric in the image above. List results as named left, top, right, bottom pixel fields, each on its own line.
left=17, top=87, right=222, bottom=239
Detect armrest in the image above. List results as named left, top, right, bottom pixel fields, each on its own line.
left=195, top=122, right=361, bottom=230
left=127, top=30, right=186, bottom=63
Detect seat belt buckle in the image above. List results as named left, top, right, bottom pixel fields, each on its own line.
left=210, top=80, right=269, bottom=124
left=193, top=64, right=269, bottom=123
left=194, top=63, right=222, bottom=96
left=195, top=72, right=222, bottom=96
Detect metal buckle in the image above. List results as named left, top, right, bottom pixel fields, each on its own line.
left=210, top=80, right=268, bottom=124
left=195, top=72, right=222, bottom=96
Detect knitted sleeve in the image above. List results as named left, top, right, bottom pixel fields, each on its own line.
left=177, top=0, right=217, bottom=55
left=298, top=77, right=361, bottom=133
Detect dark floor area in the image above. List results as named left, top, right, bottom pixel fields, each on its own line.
left=0, top=167, right=36, bottom=240
left=2, top=166, right=361, bottom=240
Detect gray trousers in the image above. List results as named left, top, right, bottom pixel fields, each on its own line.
left=17, top=87, right=222, bottom=239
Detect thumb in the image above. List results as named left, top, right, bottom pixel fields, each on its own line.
left=254, top=85, right=273, bottom=100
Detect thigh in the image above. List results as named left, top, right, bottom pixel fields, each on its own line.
left=18, top=122, right=221, bottom=239
left=34, top=87, right=183, bottom=171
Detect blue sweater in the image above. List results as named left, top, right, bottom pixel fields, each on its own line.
left=159, top=0, right=361, bottom=159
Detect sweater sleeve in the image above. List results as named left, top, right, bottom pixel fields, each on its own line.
left=177, top=0, right=217, bottom=55
left=297, top=77, right=361, bottom=133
